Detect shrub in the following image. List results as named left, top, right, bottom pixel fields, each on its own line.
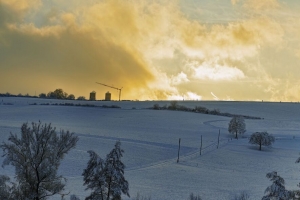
left=233, top=191, right=250, bottom=200
left=209, top=109, right=220, bottom=115
left=195, top=106, right=209, bottom=113
left=188, top=193, right=202, bottom=200
left=168, top=101, right=178, bottom=110
left=153, top=104, right=160, bottom=110
left=133, top=192, right=151, bottom=200
left=77, top=96, right=86, bottom=100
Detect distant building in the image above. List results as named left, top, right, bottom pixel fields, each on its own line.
left=105, top=91, right=111, bottom=101
left=89, top=91, right=96, bottom=101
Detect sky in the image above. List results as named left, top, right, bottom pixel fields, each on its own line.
left=0, top=0, right=300, bottom=101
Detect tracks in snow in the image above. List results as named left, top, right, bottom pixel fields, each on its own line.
left=74, top=119, right=230, bottom=172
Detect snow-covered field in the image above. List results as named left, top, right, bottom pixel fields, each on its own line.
left=0, top=97, right=300, bottom=200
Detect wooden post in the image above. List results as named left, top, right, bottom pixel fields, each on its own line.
left=177, top=138, right=181, bottom=163
left=200, top=135, right=202, bottom=155
left=217, top=129, right=220, bottom=149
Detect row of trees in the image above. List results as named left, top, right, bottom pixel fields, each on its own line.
left=39, top=89, right=86, bottom=100
left=228, top=116, right=275, bottom=151
left=0, top=89, right=86, bottom=100
left=0, top=122, right=129, bottom=200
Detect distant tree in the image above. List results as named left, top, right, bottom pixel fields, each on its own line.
left=249, top=132, right=275, bottom=151
left=83, top=141, right=130, bottom=200
left=53, top=88, right=68, bottom=99
left=47, top=91, right=56, bottom=99
left=67, top=94, right=75, bottom=100
left=46, top=89, right=68, bottom=99
left=194, top=106, right=208, bottom=114
left=168, top=101, right=178, bottom=110
left=209, top=109, right=220, bottom=115
left=153, top=104, right=160, bottom=110
left=0, top=121, right=79, bottom=200
left=77, top=96, right=86, bottom=101
left=39, top=93, right=47, bottom=98
left=228, top=116, right=246, bottom=139
left=262, top=171, right=294, bottom=200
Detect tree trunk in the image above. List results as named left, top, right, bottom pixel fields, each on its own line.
left=235, top=131, right=238, bottom=139
left=259, top=143, right=262, bottom=151
left=107, top=176, right=112, bottom=200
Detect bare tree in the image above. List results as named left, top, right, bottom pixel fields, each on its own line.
left=228, top=116, right=246, bottom=139
left=1, top=122, right=79, bottom=200
left=249, top=132, right=275, bottom=151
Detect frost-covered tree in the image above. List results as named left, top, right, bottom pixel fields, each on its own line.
left=83, top=150, right=106, bottom=200
left=0, top=122, right=79, bottom=200
left=228, top=116, right=246, bottom=139
left=249, top=132, right=275, bottom=151
left=0, top=175, right=12, bottom=199
left=295, top=157, right=300, bottom=199
left=262, top=171, right=294, bottom=200
left=83, top=141, right=129, bottom=200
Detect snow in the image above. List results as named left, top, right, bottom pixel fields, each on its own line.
left=0, top=97, right=300, bottom=200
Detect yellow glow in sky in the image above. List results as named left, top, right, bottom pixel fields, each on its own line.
left=0, top=0, right=300, bottom=101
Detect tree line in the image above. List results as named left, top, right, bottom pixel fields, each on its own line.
left=39, top=89, right=86, bottom=100
left=0, top=89, right=87, bottom=100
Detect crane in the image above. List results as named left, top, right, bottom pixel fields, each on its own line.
left=96, top=82, right=123, bottom=101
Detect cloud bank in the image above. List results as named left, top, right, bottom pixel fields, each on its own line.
left=0, top=0, right=299, bottom=101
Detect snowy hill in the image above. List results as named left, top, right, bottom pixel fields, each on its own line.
left=0, top=97, right=299, bottom=200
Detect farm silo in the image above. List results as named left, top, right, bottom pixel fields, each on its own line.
left=89, top=91, right=96, bottom=101
left=105, top=91, right=111, bottom=101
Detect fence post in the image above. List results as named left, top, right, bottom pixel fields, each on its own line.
left=177, top=138, right=181, bottom=163
left=217, top=129, right=220, bottom=149
left=200, top=135, right=202, bottom=155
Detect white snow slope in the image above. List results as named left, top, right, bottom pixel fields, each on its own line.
left=0, top=98, right=299, bottom=200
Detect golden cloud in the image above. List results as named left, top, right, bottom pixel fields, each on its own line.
left=0, top=0, right=299, bottom=101
left=244, top=0, right=280, bottom=10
